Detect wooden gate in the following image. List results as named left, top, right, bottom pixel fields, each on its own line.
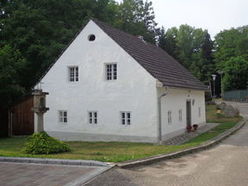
left=10, top=96, right=34, bottom=135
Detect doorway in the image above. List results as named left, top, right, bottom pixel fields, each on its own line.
left=186, top=100, right=192, bottom=127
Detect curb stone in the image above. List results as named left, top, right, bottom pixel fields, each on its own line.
left=67, top=166, right=115, bottom=186
left=117, top=120, right=247, bottom=169
left=0, top=156, right=114, bottom=167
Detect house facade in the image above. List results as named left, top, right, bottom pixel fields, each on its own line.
left=36, top=19, right=207, bottom=143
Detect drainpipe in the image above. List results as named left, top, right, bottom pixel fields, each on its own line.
left=158, top=92, right=168, bottom=144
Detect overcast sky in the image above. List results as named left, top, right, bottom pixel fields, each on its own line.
left=116, top=0, right=248, bottom=38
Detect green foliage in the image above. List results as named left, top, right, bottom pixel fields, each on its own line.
left=23, top=132, right=70, bottom=154
left=158, top=24, right=214, bottom=83
left=0, top=45, right=26, bottom=108
left=115, top=0, right=158, bottom=43
left=214, top=27, right=248, bottom=64
left=214, top=26, right=248, bottom=91
left=221, top=56, right=248, bottom=91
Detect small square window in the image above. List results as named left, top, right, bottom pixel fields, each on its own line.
left=59, top=111, right=68, bottom=123
left=179, top=109, right=182, bottom=122
left=106, top=64, right=117, bottom=80
left=121, top=112, right=131, bottom=125
left=68, top=66, right=79, bottom=82
left=89, top=111, right=98, bottom=124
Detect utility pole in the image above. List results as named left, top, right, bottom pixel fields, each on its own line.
left=212, top=74, right=217, bottom=98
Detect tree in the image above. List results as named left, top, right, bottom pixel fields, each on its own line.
left=158, top=27, right=178, bottom=58
left=214, top=26, right=248, bottom=61
left=214, top=26, right=248, bottom=90
left=116, top=0, right=158, bottom=43
left=158, top=25, right=214, bottom=83
left=221, top=56, right=248, bottom=91
left=0, top=45, right=26, bottom=108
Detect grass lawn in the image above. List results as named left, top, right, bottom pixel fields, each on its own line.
left=0, top=105, right=242, bottom=162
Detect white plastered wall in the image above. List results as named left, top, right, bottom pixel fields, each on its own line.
left=158, top=87, right=206, bottom=141
left=37, top=20, right=158, bottom=142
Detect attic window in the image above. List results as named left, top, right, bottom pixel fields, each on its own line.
left=88, top=34, right=96, bottom=41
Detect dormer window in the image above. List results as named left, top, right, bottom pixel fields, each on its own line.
left=105, top=64, right=117, bottom=80
left=88, top=34, right=96, bottom=41
left=68, top=66, right=79, bottom=82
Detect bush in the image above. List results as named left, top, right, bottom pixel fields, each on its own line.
left=23, top=132, right=71, bottom=154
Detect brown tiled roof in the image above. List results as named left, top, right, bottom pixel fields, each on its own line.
left=93, top=19, right=208, bottom=91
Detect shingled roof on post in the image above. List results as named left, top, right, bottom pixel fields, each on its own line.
left=92, top=19, right=208, bottom=91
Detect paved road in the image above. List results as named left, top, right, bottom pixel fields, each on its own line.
left=87, top=103, right=248, bottom=186
left=0, top=162, right=107, bottom=186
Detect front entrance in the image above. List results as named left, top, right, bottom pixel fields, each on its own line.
left=186, top=100, right=192, bottom=126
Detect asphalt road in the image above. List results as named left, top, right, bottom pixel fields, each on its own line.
left=87, top=102, right=248, bottom=186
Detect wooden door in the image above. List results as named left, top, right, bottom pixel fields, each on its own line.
left=186, top=100, right=192, bottom=126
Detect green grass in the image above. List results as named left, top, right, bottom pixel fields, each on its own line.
left=0, top=105, right=242, bottom=162
left=206, top=104, right=242, bottom=123
left=0, top=137, right=195, bottom=162
left=185, top=121, right=238, bottom=145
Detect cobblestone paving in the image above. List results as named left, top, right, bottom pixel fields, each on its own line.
left=0, top=162, right=102, bottom=186
left=163, top=123, right=219, bottom=145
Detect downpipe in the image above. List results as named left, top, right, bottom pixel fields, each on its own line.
left=158, top=92, right=168, bottom=144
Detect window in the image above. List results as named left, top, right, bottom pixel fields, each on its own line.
left=198, top=107, right=201, bottom=117
left=59, top=111, right=67, bottom=123
left=179, top=109, right=182, bottom=122
left=68, top=66, right=79, bottom=82
left=121, top=112, right=131, bottom=125
left=88, top=34, right=96, bottom=41
left=89, top=111, right=97, bottom=124
left=106, top=64, right=117, bottom=80
left=192, top=99, right=195, bottom=106
left=168, top=111, right=172, bottom=124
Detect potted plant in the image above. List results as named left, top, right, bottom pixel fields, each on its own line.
left=192, top=124, right=198, bottom=131
left=186, top=125, right=192, bottom=132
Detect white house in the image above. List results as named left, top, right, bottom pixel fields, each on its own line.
left=36, top=19, right=208, bottom=143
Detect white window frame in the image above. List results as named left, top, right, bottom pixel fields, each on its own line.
left=88, top=111, right=98, bottom=124
left=168, top=111, right=172, bottom=124
left=105, top=63, right=117, bottom=80
left=68, top=66, right=79, bottom=82
left=120, top=111, right=131, bottom=125
left=59, top=110, right=68, bottom=123
left=179, top=109, right=182, bottom=122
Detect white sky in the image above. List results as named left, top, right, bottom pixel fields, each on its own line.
left=116, top=0, right=248, bottom=38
